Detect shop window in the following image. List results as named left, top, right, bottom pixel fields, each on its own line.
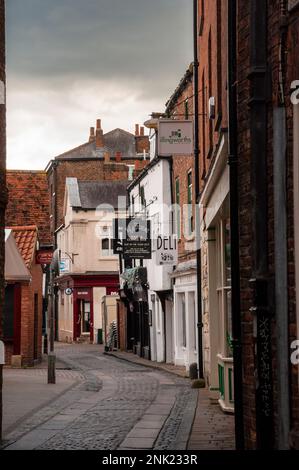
left=216, top=218, right=232, bottom=357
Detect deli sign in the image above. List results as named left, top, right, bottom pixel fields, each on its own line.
left=156, top=235, right=178, bottom=266
left=158, top=120, right=193, bottom=156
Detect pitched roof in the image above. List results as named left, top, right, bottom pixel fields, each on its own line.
left=9, top=226, right=38, bottom=268
left=6, top=171, right=51, bottom=247
left=54, top=129, right=137, bottom=161
left=66, top=178, right=128, bottom=210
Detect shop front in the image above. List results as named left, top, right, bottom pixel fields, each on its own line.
left=57, top=274, right=119, bottom=344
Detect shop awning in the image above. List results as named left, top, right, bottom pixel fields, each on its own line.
left=5, top=230, right=31, bottom=282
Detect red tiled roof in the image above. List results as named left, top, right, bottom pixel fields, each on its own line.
left=9, top=226, right=38, bottom=268
left=6, top=171, right=52, bottom=247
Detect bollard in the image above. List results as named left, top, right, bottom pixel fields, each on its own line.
left=48, top=352, right=56, bottom=384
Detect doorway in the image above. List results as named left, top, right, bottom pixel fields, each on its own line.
left=75, top=299, right=91, bottom=340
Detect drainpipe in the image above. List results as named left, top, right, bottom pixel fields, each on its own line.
left=249, top=0, right=274, bottom=449
left=193, top=0, right=204, bottom=380
left=274, top=0, right=290, bottom=449
left=227, top=0, right=244, bottom=450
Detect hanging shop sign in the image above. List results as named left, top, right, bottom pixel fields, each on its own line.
left=155, top=235, right=178, bottom=266
left=113, top=217, right=152, bottom=259
left=158, top=120, right=193, bottom=156
left=123, top=239, right=152, bottom=260
left=65, top=287, right=73, bottom=296
left=36, top=249, right=53, bottom=265
left=59, top=257, right=71, bottom=274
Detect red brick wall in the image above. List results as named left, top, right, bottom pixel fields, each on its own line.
left=20, top=261, right=43, bottom=366
left=197, top=0, right=228, bottom=185
left=237, top=0, right=299, bottom=448
left=0, top=0, right=6, bottom=340
left=6, top=171, right=51, bottom=247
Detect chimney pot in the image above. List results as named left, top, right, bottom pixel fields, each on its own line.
left=95, top=119, right=104, bottom=148
left=135, top=124, right=140, bottom=136
left=104, top=151, right=110, bottom=163
left=115, top=151, right=122, bottom=162
left=89, top=127, right=95, bottom=142
left=140, top=126, right=144, bottom=136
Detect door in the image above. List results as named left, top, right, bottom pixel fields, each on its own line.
left=75, top=299, right=91, bottom=340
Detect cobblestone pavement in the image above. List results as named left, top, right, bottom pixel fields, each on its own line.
left=3, top=343, right=197, bottom=451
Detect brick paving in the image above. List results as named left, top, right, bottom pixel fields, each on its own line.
left=2, top=343, right=195, bottom=450
left=2, top=343, right=236, bottom=450
left=187, top=388, right=235, bottom=450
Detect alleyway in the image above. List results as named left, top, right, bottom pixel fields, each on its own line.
left=2, top=343, right=199, bottom=450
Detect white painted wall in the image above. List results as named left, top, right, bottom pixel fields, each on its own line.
left=128, top=158, right=174, bottom=364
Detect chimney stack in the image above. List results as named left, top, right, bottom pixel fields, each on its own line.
left=140, top=126, right=144, bottom=136
left=115, top=151, right=122, bottom=162
left=89, top=127, right=95, bottom=142
left=96, top=119, right=104, bottom=148
left=135, top=124, right=140, bottom=136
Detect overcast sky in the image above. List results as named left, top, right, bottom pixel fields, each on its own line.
left=6, top=0, right=193, bottom=169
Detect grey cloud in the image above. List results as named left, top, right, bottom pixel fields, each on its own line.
left=7, top=0, right=193, bottom=96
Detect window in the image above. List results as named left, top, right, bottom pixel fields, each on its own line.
left=181, top=295, right=187, bottom=348
left=101, top=238, right=113, bottom=257
left=184, top=99, right=189, bottom=120
left=187, top=170, right=194, bottom=235
left=101, top=225, right=114, bottom=256
left=140, top=185, right=146, bottom=209
left=175, top=178, right=181, bottom=239
left=128, top=165, right=134, bottom=181
left=131, top=195, right=135, bottom=216
left=198, top=0, right=205, bottom=36
left=216, top=218, right=232, bottom=357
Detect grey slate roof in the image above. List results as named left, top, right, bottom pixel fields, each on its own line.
left=66, top=178, right=128, bottom=210
left=55, top=128, right=136, bottom=160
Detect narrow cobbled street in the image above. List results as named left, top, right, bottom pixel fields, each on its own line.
left=2, top=343, right=198, bottom=450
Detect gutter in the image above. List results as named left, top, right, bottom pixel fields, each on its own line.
left=193, top=0, right=204, bottom=380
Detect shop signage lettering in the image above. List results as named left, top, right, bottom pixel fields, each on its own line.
left=156, top=235, right=178, bottom=266
left=158, top=120, right=193, bottom=156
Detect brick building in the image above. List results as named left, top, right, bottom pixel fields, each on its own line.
left=4, top=226, right=43, bottom=366
left=194, top=0, right=233, bottom=413
left=236, top=0, right=299, bottom=449
left=164, top=65, right=199, bottom=371
left=0, top=0, right=6, bottom=343
left=46, top=119, right=150, bottom=241
left=6, top=171, right=52, bottom=249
